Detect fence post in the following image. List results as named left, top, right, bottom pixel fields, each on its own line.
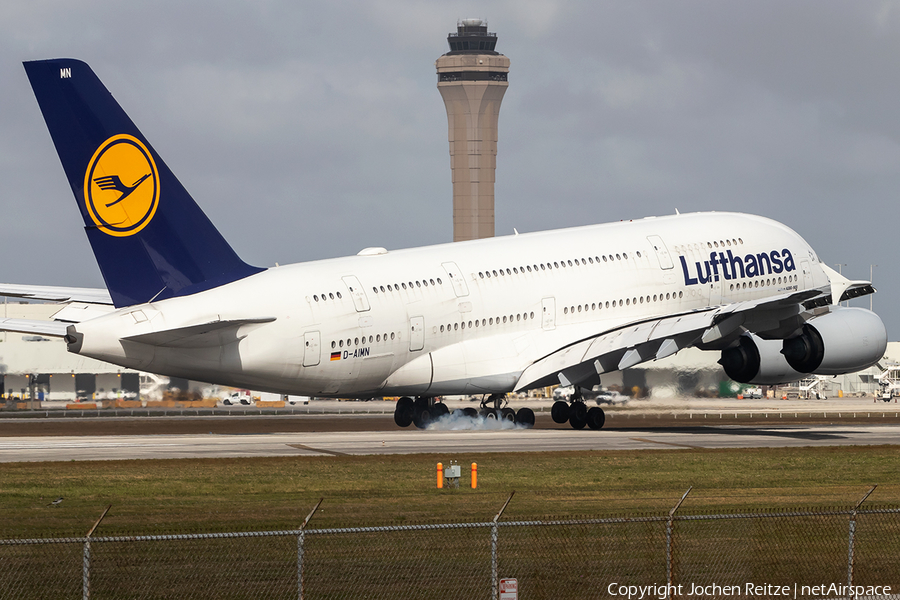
left=491, top=492, right=515, bottom=600
left=666, top=487, right=691, bottom=596
left=83, top=505, right=111, bottom=600
left=298, top=498, right=323, bottom=600
left=847, top=486, right=876, bottom=589
left=82, top=541, right=90, bottom=600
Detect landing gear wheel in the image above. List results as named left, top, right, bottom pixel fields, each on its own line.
left=463, top=407, right=478, bottom=418
left=515, top=407, right=535, bottom=428
left=394, top=396, right=414, bottom=428
left=413, top=405, right=433, bottom=429
left=551, top=401, right=571, bottom=424
left=412, top=397, right=436, bottom=429
left=569, top=402, right=587, bottom=430
left=500, top=407, right=516, bottom=422
left=586, top=406, right=606, bottom=430
left=432, top=402, right=450, bottom=419
left=482, top=409, right=498, bottom=420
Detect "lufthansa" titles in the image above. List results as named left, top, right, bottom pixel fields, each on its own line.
left=680, top=249, right=795, bottom=286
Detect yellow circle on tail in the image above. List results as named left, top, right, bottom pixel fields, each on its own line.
left=84, top=134, right=159, bottom=237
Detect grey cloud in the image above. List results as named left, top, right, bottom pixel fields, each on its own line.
left=0, top=0, right=896, bottom=335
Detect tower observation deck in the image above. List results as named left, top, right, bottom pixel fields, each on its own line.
left=436, top=19, right=509, bottom=242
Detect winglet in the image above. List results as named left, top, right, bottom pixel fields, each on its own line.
left=819, top=263, right=872, bottom=305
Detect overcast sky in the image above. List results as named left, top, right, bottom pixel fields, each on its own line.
left=1, top=1, right=898, bottom=337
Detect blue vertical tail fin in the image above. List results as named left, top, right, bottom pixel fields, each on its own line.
left=23, top=58, right=263, bottom=308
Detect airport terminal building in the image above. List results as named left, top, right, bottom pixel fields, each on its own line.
left=0, top=303, right=172, bottom=403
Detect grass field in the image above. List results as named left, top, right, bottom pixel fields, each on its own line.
left=1, top=446, right=898, bottom=539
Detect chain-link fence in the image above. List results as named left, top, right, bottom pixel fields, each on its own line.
left=2, top=497, right=899, bottom=599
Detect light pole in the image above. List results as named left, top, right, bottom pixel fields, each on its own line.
left=870, top=264, right=877, bottom=311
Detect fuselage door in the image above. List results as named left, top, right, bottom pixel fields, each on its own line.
left=647, top=235, right=674, bottom=270
left=542, top=297, right=556, bottom=331
left=409, top=316, right=425, bottom=352
left=441, top=262, right=469, bottom=298
left=342, top=275, right=370, bottom=312
left=303, top=331, right=320, bottom=367
left=800, top=260, right=813, bottom=291
left=707, top=277, right=723, bottom=307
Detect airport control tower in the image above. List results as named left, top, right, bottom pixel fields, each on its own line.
left=436, top=19, right=509, bottom=242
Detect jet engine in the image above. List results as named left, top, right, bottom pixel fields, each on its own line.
left=720, top=307, right=887, bottom=384
left=781, top=307, right=886, bottom=375
left=719, top=334, right=803, bottom=385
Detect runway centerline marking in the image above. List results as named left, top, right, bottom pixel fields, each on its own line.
left=287, top=443, right=349, bottom=456
left=630, top=437, right=703, bottom=449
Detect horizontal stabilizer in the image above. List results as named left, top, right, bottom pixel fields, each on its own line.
left=0, top=318, right=70, bottom=338
left=122, top=318, right=275, bottom=348
left=0, top=283, right=112, bottom=304
left=51, top=302, right=117, bottom=323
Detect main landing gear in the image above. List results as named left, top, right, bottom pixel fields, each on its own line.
left=479, top=394, right=535, bottom=428
left=393, top=394, right=535, bottom=429
left=551, top=388, right=606, bottom=430
left=393, top=396, right=449, bottom=429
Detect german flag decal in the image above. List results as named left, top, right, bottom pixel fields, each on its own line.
left=330, top=352, right=341, bottom=361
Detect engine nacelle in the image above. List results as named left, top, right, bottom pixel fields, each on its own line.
left=782, top=307, right=887, bottom=375
left=719, top=334, right=804, bottom=385
left=720, top=307, right=887, bottom=384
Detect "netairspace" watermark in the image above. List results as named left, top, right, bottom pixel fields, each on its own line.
left=607, top=582, right=892, bottom=599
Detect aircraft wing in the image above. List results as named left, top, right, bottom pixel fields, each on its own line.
left=0, top=318, right=70, bottom=338
left=0, top=284, right=112, bottom=304
left=514, top=288, right=825, bottom=391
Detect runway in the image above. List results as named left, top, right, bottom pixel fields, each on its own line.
left=0, top=423, right=897, bottom=462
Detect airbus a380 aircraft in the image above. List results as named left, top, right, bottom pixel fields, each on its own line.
left=0, top=58, right=888, bottom=430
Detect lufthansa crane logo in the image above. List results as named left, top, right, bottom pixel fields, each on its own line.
left=83, top=134, right=159, bottom=237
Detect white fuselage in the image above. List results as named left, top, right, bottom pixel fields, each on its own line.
left=71, top=212, right=830, bottom=397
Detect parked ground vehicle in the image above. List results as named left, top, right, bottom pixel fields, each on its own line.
left=744, top=387, right=763, bottom=399
left=877, top=364, right=900, bottom=402
left=594, top=390, right=628, bottom=405
left=223, top=391, right=253, bottom=405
